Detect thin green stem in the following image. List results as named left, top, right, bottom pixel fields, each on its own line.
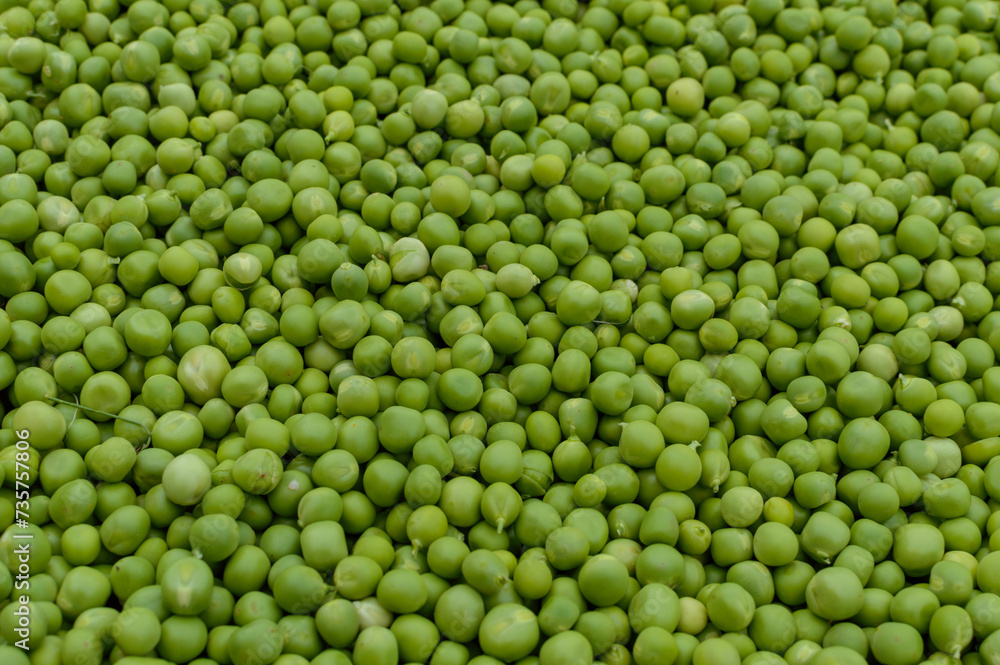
left=46, top=395, right=152, bottom=450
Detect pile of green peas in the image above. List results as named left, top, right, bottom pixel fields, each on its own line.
left=4, top=0, right=1000, bottom=663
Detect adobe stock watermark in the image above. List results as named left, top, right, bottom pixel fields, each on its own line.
left=11, top=428, right=33, bottom=651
